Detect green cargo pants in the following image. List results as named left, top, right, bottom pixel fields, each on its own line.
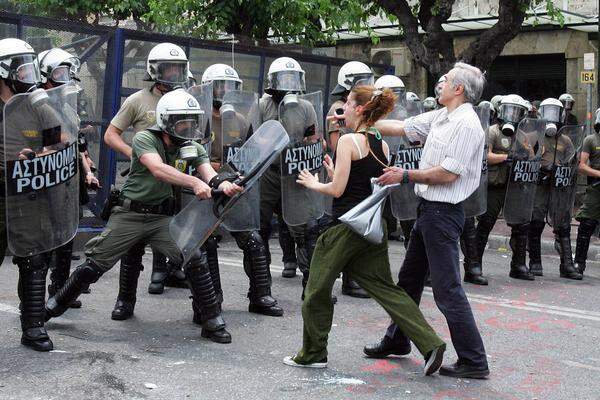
left=84, top=206, right=183, bottom=272
left=576, top=185, right=600, bottom=221
left=293, top=222, right=445, bottom=364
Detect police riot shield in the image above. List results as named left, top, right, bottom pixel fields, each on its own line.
left=187, top=82, right=213, bottom=151
left=170, top=120, right=289, bottom=265
left=388, top=100, right=423, bottom=221
left=279, top=92, right=325, bottom=226
left=463, top=104, right=491, bottom=218
left=503, top=118, right=546, bottom=225
left=547, top=124, right=585, bottom=229
left=3, top=83, right=80, bottom=257
left=219, top=90, right=261, bottom=232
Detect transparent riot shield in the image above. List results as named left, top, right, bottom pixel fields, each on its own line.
left=170, top=120, right=289, bottom=264
left=187, top=82, right=213, bottom=152
left=219, top=90, right=261, bottom=232
left=388, top=100, right=423, bottom=221
left=279, top=92, right=325, bottom=226
left=503, top=118, right=546, bottom=225
left=547, top=124, right=585, bottom=229
left=3, top=83, right=80, bottom=257
left=463, top=104, right=491, bottom=218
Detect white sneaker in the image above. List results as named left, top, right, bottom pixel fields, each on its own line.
left=283, top=355, right=327, bottom=369
left=424, top=345, right=445, bottom=376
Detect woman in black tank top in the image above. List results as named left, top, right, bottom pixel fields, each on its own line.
left=283, top=85, right=446, bottom=375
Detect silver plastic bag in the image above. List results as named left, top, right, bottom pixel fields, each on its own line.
left=338, top=179, right=400, bottom=244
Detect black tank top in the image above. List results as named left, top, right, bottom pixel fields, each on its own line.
left=332, top=131, right=388, bottom=219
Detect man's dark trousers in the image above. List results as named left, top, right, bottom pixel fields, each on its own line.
left=385, top=199, right=488, bottom=367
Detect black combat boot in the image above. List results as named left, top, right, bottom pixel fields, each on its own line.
left=245, top=248, right=283, bottom=316
left=278, top=219, right=298, bottom=278
left=475, top=214, right=496, bottom=264
left=574, top=218, right=598, bottom=274
left=341, top=273, right=371, bottom=298
left=48, top=240, right=81, bottom=309
left=527, top=220, right=545, bottom=276
left=187, top=255, right=231, bottom=343
left=555, top=231, right=583, bottom=280
left=17, top=256, right=53, bottom=352
left=204, top=236, right=223, bottom=309
left=111, top=257, right=143, bottom=321
left=45, top=259, right=104, bottom=321
left=148, top=251, right=169, bottom=294
left=461, top=218, right=488, bottom=285
left=509, top=226, right=534, bottom=280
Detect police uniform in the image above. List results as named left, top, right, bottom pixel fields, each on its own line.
left=258, top=94, right=320, bottom=294
left=200, top=108, right=283, bottom=317
left=474, top=124, right=533, bottom=280
left=529, top=134, right=581, bottom=279
left=45, top=128, right=231, bottom=341
left=573, top=133, right=600, bottom=273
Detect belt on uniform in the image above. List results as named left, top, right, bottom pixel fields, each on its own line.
left=117, top=197, right=175, bottom=216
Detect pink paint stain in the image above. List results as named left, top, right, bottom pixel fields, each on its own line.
left=361, top=359, right=400, bottom=374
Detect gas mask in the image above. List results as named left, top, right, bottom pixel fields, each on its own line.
left=498, top=104, right=526, bottom=137
left=539, top=104, right=563, bottom=137
left=177, top=140, right=199, bottom=161
left=281, top=93, right=299, bottom=107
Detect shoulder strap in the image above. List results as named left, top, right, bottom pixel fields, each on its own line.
left=350, top=134, right=363, bottom=158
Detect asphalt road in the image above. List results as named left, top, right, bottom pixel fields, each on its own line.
left=1, top=239, right=599, bottom=400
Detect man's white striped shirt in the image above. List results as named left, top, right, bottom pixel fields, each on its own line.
left=404, top=103, right=485, bottom=204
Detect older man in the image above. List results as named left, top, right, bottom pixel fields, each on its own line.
left=363, top=62, right=489, bottom=379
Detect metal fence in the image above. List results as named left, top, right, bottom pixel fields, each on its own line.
left=0, top=11, right=393, bottom=227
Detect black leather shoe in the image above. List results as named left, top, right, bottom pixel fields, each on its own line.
left=363, top=336, right=411, bottom=359
left=282, top=262, right=297, bottom=278
left=509, top=264, right=535, bottom=281
left=21, top=327, right=53, bottom=352
left=342, top=278, right=371, bottom=298
left=111, top=300, right=135, bottom=321
left=464, top=272, right=488, bottom=285
left=439, top=361, right=489, bottom=379
left=249, top=296, right=284, bottom=317
left=529, top=263, right=543, bottom=276
left=148, top=280, right=165, bottom=294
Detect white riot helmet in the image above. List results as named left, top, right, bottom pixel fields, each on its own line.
left=498, top=94, right=527, bottom=136
left=490, top=95, right=503, bottom=114
left=434, top=76, right=446, bottom=99
left=594, top=108, right=600, bottom=134
left=0, top=38, right=41, bottom=94
left=374, top=74, right=405, bottom=97
left=423, top=97, right=437, bottom=111
left=39, top=48, right=80, bottom=85
left=145, top=43, right=189, bottom=91
left=406, top=91, right=420, bottom=102
left=265, top=57, right=305, bottom=94
left=156, top=89, right=205, bottom=144
left=331, top=61, right=373, bottom=95
left=201, top=63, right=242, bottom=106
left=559, top=93, right=574, bottom=111
left=539, top=98, right=564, bottom=137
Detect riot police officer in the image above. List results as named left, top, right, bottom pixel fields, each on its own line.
left=0, top=38, right=77, bottom=351
left=198, top=63, right=283, bottom=316
left=104, top=43, right=190, bottom=321
left=258, top=57, right=326, bottom=300
left=559, top=93, right=578, bottom=125
left=38, top=47, right=100, bottom=309
left=474, top=95, right=537, bottom=280
left=528, top=97, right=583, bottom=280
left=572, top=108, right=600, bottom=275
left=45, top=89, right=242, bottom=343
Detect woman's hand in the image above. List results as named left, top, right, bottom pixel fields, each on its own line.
left=296, top=169, right=320, bottom=190
left=324, top=154, right=335, bottom=180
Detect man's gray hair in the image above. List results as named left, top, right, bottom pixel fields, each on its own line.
left=451, top=62, right=486, bottom=104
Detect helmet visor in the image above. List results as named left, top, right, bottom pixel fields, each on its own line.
left=212, top=80, right=242, bottom=101
left=10, top=55, right=41, bottom=85
left=50, top=64, right=79, bottom=84
left=153, top=61, right=188, bottom=85
left=539, top=104, right=562, bottom=123
left=499, top=104, right=526, bottom=124
left=166, top=113, right=204, bottom=140
left=268, top=70, right=305, bottom=92
left=347, top=73, right=374, bottom=88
